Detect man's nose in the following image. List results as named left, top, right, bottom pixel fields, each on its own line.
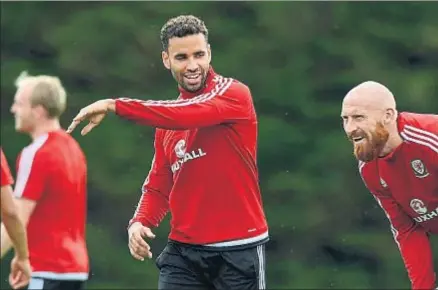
left=344, top=120, right=356, bottom=136
left=186, top=58, right=198, bottom=71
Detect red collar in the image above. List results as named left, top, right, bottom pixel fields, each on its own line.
left=178, top=67, right=217, bottom=99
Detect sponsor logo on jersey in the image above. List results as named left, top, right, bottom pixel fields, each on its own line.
left=413, top=207, right=438, bottom=223
left=171, top=139, right=207, bottom=173
left=410, top=198, right=438, bottom=223
left=410, top=198, right=428, bottom=214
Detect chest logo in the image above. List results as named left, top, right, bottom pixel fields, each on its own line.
left=410, top=159, right=429, bottom=178
left=171, top=139, right=207, bottom=173
left=410, top=198, right=428, bottom=215
left=174, top=139, right=187, bottom=159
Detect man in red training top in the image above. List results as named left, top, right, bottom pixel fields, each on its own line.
left=341, top=81, right=438, bottom=290
left=1, top=72, right=89, bottom=290
left=67, top=15, right=268, bottom=290
left=1, top=148, right=31, bottom=289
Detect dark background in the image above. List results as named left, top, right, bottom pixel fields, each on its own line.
left=1, top=2, right=437, bottom=289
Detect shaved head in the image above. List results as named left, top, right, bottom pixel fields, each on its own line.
left=341, top=81, right=400, bottom=162
left=342, top=81, right=396, bottom=111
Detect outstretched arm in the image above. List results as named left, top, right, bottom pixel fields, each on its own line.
left=67, top=80, right=254, bottom=135
left=114, top=78, right=252, bottom=129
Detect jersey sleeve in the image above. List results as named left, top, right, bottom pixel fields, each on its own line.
left=13, top=148, right=47, bottom=201
left=128, top=130, right=173, bottom=229
left=360, top=165, right=436, bottom=289
left=1, top=149, right=14, bottom=187
left=115, top=79, right=253, bottom=130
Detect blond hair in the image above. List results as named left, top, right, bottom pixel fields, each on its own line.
left=15, top=71, right=67, bottom=118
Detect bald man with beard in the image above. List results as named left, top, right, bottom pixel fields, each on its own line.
left=341, top=81, right=438, bottom=290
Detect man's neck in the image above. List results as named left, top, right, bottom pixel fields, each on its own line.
left=379, top=125, right=403, bottom=157
left=30, top=119, right=61, bottom=141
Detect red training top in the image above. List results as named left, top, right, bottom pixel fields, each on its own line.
left=117, top=68, right=269, bottom=248
left=14, top=130, right=89, bottom=281
left=359, top=112, right=438, bottom=289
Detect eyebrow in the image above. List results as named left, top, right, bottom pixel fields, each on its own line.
left=340, top=110, right=362, bottom=116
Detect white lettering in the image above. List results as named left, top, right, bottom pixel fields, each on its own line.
left=192, top=150, right=200, bottom=158
left=413, top=207, right=438, bottom=223
left=171, top=148, right=207, bottom=173
left=183, top=153, right=193, bottom=162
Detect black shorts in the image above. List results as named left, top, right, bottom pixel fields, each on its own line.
left=27, top=278, right=85, bottom=290
left=155, top=241, right=267, bottom=290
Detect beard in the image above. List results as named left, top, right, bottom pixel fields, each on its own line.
left=349, top=122, right=389, bottom=162
left=171, top=65, right=209, bottom=93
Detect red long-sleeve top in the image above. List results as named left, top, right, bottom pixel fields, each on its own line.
left=359, top=112, right=438, bottom=289
left=117, top=68, right=268, bottom=247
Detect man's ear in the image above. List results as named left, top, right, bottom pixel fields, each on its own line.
left=162, top=51, right=170, bottom=70
left=207, top=44, right=212, bottom=63
left=383, top=108, right=396, bottom=125
left=31, top=104, right=44, bottom=118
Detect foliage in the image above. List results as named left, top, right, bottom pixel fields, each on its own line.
left=1, top=2, right=437, bottom=289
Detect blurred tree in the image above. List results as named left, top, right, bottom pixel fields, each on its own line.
left=1, top=1, right=437, bottom=289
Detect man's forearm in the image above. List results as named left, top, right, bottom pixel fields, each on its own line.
left=112, top=86, right=249, bottom=130
left=0, top=186, right=29, bottom=259
left=129, top=189, right=170, bottom=229
left=2, top=217, right=28, bottom=259
left=1, top=223, right=14, bottom=258
left=397, top=228, right=435, bottom=289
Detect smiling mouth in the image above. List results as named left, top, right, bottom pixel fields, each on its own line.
left=183, top=73, right=203, bottom=88
left=185, top=74, right=201, bottom=80
left=184, top=73, right=201, bottom=82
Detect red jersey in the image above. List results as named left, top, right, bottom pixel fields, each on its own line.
left=117, top=68, right=268, bottom=248
left=1, top=148, right=14, bottom=187
left=359, top=112, right=438, bottom=289
left=14, top=130, right=89, bottom=281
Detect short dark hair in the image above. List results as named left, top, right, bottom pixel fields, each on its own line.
left=160, top=15, right=209, bottom=51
